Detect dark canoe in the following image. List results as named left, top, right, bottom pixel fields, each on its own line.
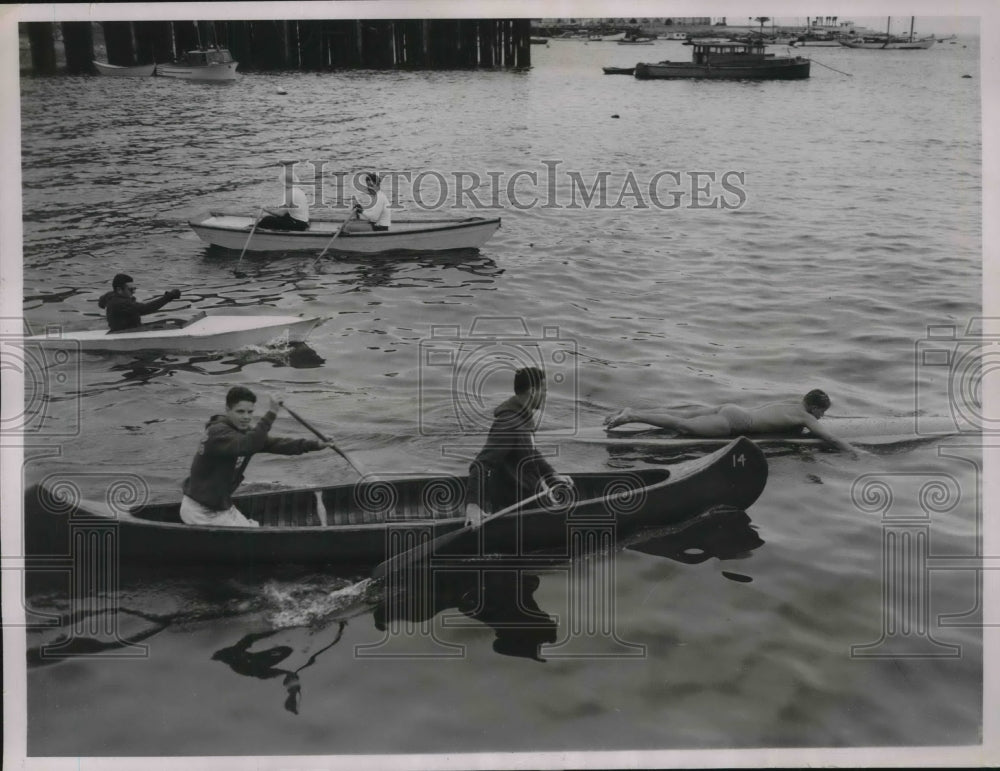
left=603, top=66, right=636, bottom=75
left=24, top=437, right=766, bottom=568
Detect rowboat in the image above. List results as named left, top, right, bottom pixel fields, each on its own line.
left=157, top=48, right=239, bottom=81
left=93, top=61, right=156, bottom=77
left=635, top=40, right=810, bottom=80
left=840, top=36, right=935, bottom=49
left=603, top=66, right=636, bottom=75
left=21, top=313, right=322, bottom=353
left=538, top=416, right=964, bottom=448
left=24, top=437, right=767, bottom=566
left=189, top=212, right=502, bottom=254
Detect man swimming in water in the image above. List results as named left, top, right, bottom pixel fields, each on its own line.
left=603, top=389, right=862, bottom=458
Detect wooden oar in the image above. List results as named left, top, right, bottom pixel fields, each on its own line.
left=371, top=486, right=553, bottom=579
left=312, top=204, right=357, bottom=270
left=280, top=403, right=371, bottom=480
left=233, top=207, right=265, bottom=278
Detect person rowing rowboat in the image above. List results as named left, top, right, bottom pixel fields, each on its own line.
left=181, top=386, right=334, bottom=527
left=352, top=172, right=391, bottom=231
left=604, top=389, right=864, bottom=459
left=257, top=164, right=310, bottom=231
left=97, top=273, right=182, bottom=331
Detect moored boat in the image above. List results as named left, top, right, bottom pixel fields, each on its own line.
left=189, top=212, right=502, bottom=254
left=840, top=36, right=935, bottom=49
left=635, top=40, right=810, bottom=80
left=603, top=66, right=636, bottom=75
left=24, top=437, right=767, bottom=566
left=21, top=313, right=322, bottom=353
left=93, top=61, right=156, bottom=77
left=157, top=47, right=239, bottom=81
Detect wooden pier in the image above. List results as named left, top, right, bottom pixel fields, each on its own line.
left=22, top=19, right=532, bottom=74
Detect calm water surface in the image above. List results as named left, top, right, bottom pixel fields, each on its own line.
left=18, top=38, right=984, bottom=758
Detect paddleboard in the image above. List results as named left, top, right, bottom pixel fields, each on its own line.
left=536, top=416, right=968, bottom=448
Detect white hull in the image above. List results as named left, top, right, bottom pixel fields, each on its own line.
left=157, top=62, right=239, bottom=81
left=189, top=212, right=502, bottom=254
left=841, top=38, right=935, bottom=49
left=93, top=61, right=156, bottom=77
left=22, top=315, right=321, bottom=353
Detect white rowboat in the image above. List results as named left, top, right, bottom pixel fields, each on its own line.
left=93, top=61, right=156, bottom=77
left=189, top=212, right=502, bottom=254
left=22, top=314, right=322, bottom=353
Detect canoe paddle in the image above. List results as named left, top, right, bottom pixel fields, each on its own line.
left=280, top=402, right=371, bottom=480
left=371, top=486, right=554, bottom=579
left=234, top=206, right=265, bottom=278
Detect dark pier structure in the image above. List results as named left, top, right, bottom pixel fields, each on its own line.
left=22, top=19, right=532, bottom=74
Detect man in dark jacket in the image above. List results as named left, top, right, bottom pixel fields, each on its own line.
left=181, top=386, right=333, bottom=527
left=97, top=273, right=182, bottom=331
left=464, top=367, right=574, bottom=526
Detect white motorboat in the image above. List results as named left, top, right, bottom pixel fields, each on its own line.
left=157, top=48, right=239, bottom=81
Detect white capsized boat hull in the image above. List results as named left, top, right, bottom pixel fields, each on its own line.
left=189, top=212, right=502, bottom=253
left=22, top=315, right=321, bottom=352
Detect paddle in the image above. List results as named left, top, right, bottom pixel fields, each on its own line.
left=279, top=402, right=371, bottom=480
left=371, top=485, right=555, bottom=579
left=234, top=206, right=265, bottom=278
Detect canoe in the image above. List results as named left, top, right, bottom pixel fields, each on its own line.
left=24, top=437, right=767, bottom=567
left=537, top=416, right=964, bottom=448
left=603, top=66, right=636, bottom=75
left=93, top=61, right=156, bottom=77
left=21, top=313, right=322, bottom=353
left=189, top=212, right=502, bottom=254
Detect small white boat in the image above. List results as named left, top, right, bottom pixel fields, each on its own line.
left=22, top=313, right=321, bottom=353
left=157, top=48, right=239, bottom=81
left=189, top=212, right=503, bottom=254
left=93, top=61, right=156, bottom=77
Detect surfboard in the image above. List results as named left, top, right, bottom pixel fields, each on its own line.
left=536, top=416, right=968, bottom=448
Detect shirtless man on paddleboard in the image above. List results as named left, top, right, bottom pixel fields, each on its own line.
left=604, top=389, right=862, bottom=458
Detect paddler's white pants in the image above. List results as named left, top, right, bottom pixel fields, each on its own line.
left=180, top=495, right=260, bottom=527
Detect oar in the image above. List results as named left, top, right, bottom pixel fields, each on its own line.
left=234, top=206, right=265, bottom=278
left=371, top=486, right=553, bottom=579
left=280, top=403, right=371, bottom=480
left=312, top=203, right=357, bottom=270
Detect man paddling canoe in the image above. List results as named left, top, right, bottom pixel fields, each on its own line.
left=181, top=386, right=334, bottom=527
left=465, top=367, right=574, bottom=526
left=604, top=389, right=863, bottom=458
left=97, top=273, right=182, bottom=332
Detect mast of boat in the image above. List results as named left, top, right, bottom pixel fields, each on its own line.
left=909, top=16, right=915, bottom=43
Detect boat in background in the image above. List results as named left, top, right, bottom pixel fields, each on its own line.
left=93, top=61, right=156, bottom=77
left=190, top=212, right=502, bottom=254
left=841, top=17, right=935, bottom=49
left=602, top=66, right=635, bottom=75
left=24, top=437, right=767, bottom=566
left=157, top=47, right=239, bottom=81
left=22, top=313, right=322, bottom=353
left=635, top=40, right=810, bottom=80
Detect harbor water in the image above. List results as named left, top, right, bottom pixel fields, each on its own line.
left=15, top=37, right=987, bottom=761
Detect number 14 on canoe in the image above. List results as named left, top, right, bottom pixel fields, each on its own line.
left=190, top=212, right=502, bottom=254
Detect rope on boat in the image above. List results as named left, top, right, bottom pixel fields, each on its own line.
left=809, top=57, right=853, bottom=77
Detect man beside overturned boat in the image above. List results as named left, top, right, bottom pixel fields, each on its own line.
left=465, top=367, right=574, bottom=526
left=181, top=386, right=333, bottom=527
left=97, top=273, right=183, bottom=332
left=604, top=389, right=862, bottom=458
